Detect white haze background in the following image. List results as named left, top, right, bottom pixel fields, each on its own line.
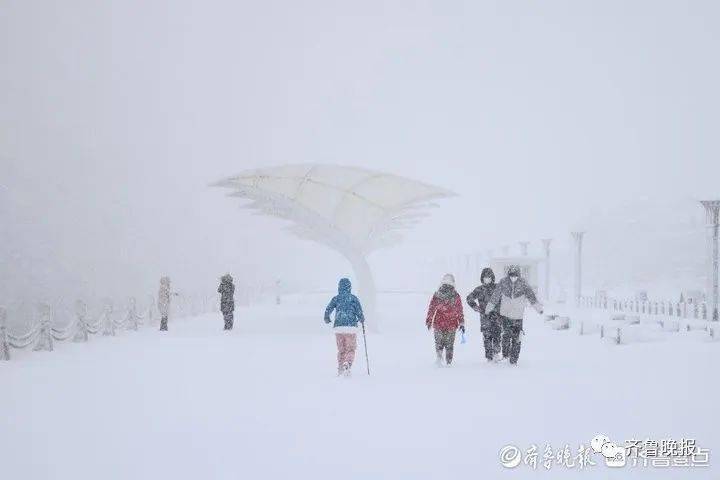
left=2, top=1, right=719, bottom=305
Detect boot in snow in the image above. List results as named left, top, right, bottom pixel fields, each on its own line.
left=435, top=353, right=443, bottom=368
left=342, top=362, right=352, bottom=377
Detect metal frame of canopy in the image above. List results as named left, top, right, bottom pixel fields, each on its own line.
left=212, top=164, right=455, bottom=331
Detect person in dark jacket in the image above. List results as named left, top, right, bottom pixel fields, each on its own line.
left=485, top=265, right=543, bottom=365
left=218, top=274, right=235, bottom=330
left=467, top=267, right=502, bottom=362
left=324, top=278, right=365, bottom=376
left=426, top=274, right=465, bottom=367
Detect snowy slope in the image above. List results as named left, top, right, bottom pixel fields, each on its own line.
left=2, top=294, right=718, bottom=479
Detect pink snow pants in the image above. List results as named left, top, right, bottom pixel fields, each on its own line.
left=335, top=333, right=357, bottom=369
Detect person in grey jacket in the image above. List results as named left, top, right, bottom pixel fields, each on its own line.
left=218, top=274, right=235, bottom=331
left=158, top=276, right=172, bottom=331
left=485, top=265, right=543, bottom=365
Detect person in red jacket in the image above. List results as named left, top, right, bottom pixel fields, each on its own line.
left=426, top=273, right=465, bottom=367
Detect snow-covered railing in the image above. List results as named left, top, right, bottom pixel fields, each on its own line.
left=0, top=298, right=153, bottom=361
left=577, top=295, right=713, bottom=321
left=544, top=314, right=570, bottom=330
left=545, top=307, right=719, bottom=345
left=173, top=293, right=220, bottom=318
left=0, top=290, right=228, bottom=361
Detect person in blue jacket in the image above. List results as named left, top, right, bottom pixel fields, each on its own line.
left=324, top=278, right=365, bottom=376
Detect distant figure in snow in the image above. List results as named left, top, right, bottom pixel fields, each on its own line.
left=426, top=274, right=465, bottom=367
left=324, top=278, right=365, bottom=377
left=158, top=276, right=172, bottom=331
left=218, top=274, right=235, bottom=330
left=466, top=267, right=502, bottom=362
left=485, top=265, right=543, bottom=365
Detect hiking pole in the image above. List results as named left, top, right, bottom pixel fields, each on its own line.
left=361, top=321, right=370, bottom=376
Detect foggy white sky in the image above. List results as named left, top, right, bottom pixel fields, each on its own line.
left=2, top=1, right=719, bottom=304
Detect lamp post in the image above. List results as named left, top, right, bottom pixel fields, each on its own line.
left=542, top=238, right=552, bottom=301
left=701, top=200, right=720, bottom=321
left=571, top=232, right=585, bottom=305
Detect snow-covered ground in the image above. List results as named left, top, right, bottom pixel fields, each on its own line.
left=2, top=294, right=718, bottom=479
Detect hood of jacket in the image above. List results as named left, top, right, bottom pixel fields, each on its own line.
left=435, top=283, right=457, bottom=302
left=338, top=278, right=352, bottom=295
left=480, top=267, right=496, bottom=285
left=498, top=275, right=532, bottom=298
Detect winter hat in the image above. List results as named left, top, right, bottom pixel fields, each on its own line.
left=507, top=265, right=521, bottom=277
left=441, top=273, right=455, bottom=287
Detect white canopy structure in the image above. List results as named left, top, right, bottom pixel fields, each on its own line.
left=212, top=164, right=455, bottom=330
